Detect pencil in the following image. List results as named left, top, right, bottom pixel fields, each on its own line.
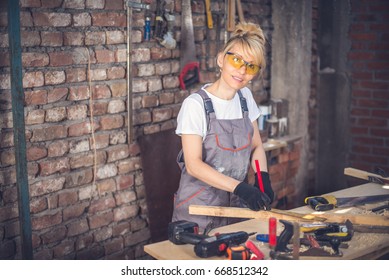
left=255, top=159, right=265, bottom=193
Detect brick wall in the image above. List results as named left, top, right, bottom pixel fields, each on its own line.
left=348, top=0, right=389, bottom=175
left=0, top=0, right=272, bottom=259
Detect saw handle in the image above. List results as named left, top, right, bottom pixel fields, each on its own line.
left=179, top=62, right=200, bottom=90
left=304, top=195, right=337, bottom=211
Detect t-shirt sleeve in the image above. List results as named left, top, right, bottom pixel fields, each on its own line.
left=175, top=95, right=206, bottom=138
left=242, top=88, right=261, bottom=122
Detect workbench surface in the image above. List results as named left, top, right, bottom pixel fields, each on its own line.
left=143, top=183, right=389, bottom=260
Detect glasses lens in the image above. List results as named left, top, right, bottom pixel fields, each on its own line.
left=226, top=53, right=260, bottom=75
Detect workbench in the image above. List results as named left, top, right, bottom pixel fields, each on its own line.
left=143, top=182, right=389, bottom=260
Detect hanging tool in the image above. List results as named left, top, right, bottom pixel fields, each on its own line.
left=227, top=0, right=245, bottom=32
left=205, top=0, right=213, bottom=29
left=179, top=0, right=200, bottom=90
left=305, top=193, right=389, bottom=211
left=126, top=1, right=150, bottom=143
left=227, top=0, right=235, bottom=31
left=236, top=0, right=245, bottom=22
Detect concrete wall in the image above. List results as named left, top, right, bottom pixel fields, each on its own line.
left=270, top=0, right=312, bottom=205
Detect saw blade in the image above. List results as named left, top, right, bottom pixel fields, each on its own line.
left=180, top=0, right=197, bottom=67
left=336, top=194, right=389, bottom=207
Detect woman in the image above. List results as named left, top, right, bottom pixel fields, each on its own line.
left=172, top=22, right=274, bottom=231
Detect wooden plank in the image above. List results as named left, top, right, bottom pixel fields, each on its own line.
left=189, top=205, right=389, bottom=227
left=344, top=167, right=389, bottom=183
left=189, top=205, right=326, bottom=222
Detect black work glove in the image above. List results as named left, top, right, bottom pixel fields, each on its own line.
left=254, top=171, right=275, bottom=204
left=233, top=182, right=272, bottom=211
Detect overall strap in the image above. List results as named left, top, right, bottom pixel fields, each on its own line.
left=237, top=90, right=249, bottom=117
left=196, top=89, right=216, bottom=131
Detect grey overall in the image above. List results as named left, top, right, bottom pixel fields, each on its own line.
left=172, top=89, right=254, bottom=231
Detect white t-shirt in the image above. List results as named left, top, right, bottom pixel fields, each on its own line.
left=176, top=85, right=261, bottom=139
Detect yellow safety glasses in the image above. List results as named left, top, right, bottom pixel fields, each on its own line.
left=225, top=52, right=261, bottom=75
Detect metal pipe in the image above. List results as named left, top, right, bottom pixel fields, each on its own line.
left=126, top=1, right=150, bottom=143
left=7, top=0, right=33, bottom=259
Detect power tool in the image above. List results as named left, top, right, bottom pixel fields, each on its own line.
left=168, top=220, right=253, bottom=258
left=194, top=230, right=253, bottom=258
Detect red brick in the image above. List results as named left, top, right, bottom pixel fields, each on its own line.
left=41, top=31, right=63, bottom=46
left=33, top=12, right=71, bottom=27
left=45, top=70, right=66, bottom=85
left=0, top=240, right=16, bottom=259
left=22, top=52, right=49, bottom=67
left=95, top=49, right=115, bottom=63
left=67, top=104, right=88, bottom=120
left=95, top=178, right=116, bottom=195
left=64, top=32, right=84, bottom=46
left=31, top=125, right=67, bottom=142
left=152, top=107, right=173, bottom=122
left=0, top=205, right=19, bottom=223
left=45, top=107, right=67, bottom=122
left=58, top=191, right=78, bottom=207
left=68, top=122, right=92, bottom=137
left=115, top=190, right=136, bottom=205
left=31, top=210, right=62, bottom=230
left=104, top=237, right=124, bottom=255
left=117, top=158, right=141, bottom=174
left=100, top=115, right=124, bottom=130
left=21, top=31, right=41, bottom=47
left=106, top=30, right=125, bottom=44
left=162, top=76, right=180, bottom=89
left=110, top=82, right=127, bottom=97
left=133, top=110, right=151, bottom=125
left=88, top=211, right=114, bottom=229
left=1, top=149, right=15, bottom=166
left=73, top=12, right=91, bottom=26
left=39, top=158, right=70, bottom=176
left=63, top=202, right=89, bottom=221
left=85, top=31, right=106, bottom=45
left=24, top=89, right=47, bottom=105
left=89, top=195, right=116, bottom=214
left=48, top=140, right=69, bottom=157
left=64, top=169, right=94, bottom=188
left=41, top=0, right=62, bottom=8
left=30, top=197, right=48, bottom=214
left=48, top=87, right=69, bottom=103
left=112, top=222, right=130, bottom=237
left=116, top=174, right=135, bottom=191
left=93, top=84, right=111, bottom=99
left=67, top=218, right=89, bottom=237
left=107, top=66, right=125, bottom=80
left=27, top=146, right=47, bottom=161
left=96, top=163, right=118, bottom=179
left=124, top=228, right=150, bottom=247
left=41, top=226, right=67, bottom=244
left=21, top=0, right=41, bottom=8
left=69, top=86, right=90, bottom=101
left=114, top=204, right=139, bottom=222
left=150, top=47, right=172, bottom=60
left=91, top=12, right=126, bottom=27
left=30, top=177, right=65, bottom=197
left=91, top=133, right=110, bottom=149
left=23, top=72, right=44, bottom=88
left=94, top=227, right=112, bottom=242
left=53, top=240, right=75, bottom=258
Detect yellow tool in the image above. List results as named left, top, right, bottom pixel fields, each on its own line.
left=205, top=0, right=213, bottom=29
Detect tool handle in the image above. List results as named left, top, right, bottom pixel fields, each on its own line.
left=179, top=62, right=200, bottom=90
left=305, top=196, right=335, bottom=211
left=274, top=219, right=294, bottom=252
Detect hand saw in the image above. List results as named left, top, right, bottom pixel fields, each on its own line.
left=305, top=193, right=389, bottom=211
left=179, top=0, right=200, bottom=90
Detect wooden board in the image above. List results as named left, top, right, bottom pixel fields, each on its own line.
left=138, top=129, right=182, bottom=242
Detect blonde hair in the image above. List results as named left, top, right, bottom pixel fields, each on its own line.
left=222, top=22, right=266, bottom=72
